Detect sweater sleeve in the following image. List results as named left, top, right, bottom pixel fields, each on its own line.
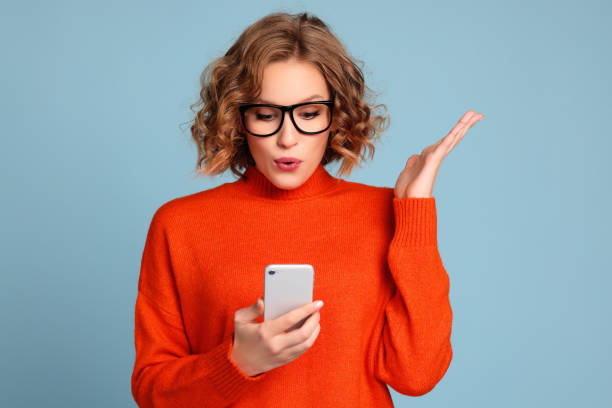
left=131, top=209, right=267, bottom=407
left=373, top=197, right=453, bottom=396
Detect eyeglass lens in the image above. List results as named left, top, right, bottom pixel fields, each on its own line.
left=243, top=103, right=331, bottom=135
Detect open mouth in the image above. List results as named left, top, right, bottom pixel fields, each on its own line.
left=275, top=159, right=301, bottom=164
left=274, top=159, right=302, bottom=170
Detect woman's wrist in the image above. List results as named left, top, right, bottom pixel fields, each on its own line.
left=230, top=345, right=258, bottom=377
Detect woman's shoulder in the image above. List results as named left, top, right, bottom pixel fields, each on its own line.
left=148, top=182, right=235, bottom=224
left=338, top=178, right=395, bottom=201
left=332, top=179, right=397, bottom=219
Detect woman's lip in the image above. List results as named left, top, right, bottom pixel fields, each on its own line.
left=274, top=161, right=302, bottom=171
left=274, top=159, right=302, bottom=163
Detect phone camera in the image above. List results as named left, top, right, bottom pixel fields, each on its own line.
left=268, top=270, right=275, bottom=275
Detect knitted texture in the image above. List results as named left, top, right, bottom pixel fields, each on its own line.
left=131, top=163, right=453, bottom=407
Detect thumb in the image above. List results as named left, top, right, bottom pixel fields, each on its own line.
left=236, top=297, right=264, bottom=323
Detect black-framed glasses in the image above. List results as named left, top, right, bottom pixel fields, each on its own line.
left=239, top=97, right=335, bottom=137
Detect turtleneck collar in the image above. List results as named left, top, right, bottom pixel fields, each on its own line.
left=237, top=162, right=342, bottom=200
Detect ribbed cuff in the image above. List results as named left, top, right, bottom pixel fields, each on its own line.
left=205, top=333, right=267, bottom=401
left=391, top=197, right=438, bottom=247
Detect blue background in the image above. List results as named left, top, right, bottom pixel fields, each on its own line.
left=1, top=0, right=610, bottom=406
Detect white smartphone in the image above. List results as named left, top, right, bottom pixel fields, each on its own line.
left=263, top=264, right=314, bottom=332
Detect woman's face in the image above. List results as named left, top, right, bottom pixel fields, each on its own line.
left=245, top=58, right=333, bottom=190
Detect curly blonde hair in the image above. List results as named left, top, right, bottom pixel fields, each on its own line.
left=187, top=11, right=390, bottom=180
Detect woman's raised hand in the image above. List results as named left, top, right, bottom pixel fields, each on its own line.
left=230, top=297, right=324, bottom=377
left=394, top=110, right=484, bottom=199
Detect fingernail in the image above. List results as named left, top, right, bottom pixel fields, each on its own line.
left=315, top=300, right=324, bottom=309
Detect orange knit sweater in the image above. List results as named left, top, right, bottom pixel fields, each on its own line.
left=131, top=162, right=453, bottom=407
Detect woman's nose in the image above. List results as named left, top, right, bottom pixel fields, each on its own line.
left=276, top=111, right=299, bottom=146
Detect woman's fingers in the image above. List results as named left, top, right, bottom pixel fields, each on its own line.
left=281, top=315, right=321, bottom=359
left=421, top=111, right=483, bottom=160
left=446, top=111, right=483, bottom=153
left=437, top=111, right=483, bottom=157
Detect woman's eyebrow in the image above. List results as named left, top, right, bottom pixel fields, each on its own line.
left=256, top=94, right=326, bottom=104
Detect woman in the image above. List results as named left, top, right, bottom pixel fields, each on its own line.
left=131, top=11, right=483, bottom=408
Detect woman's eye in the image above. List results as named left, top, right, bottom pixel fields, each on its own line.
left=256, top=113, right=274, bottom=121
left=301, top=111, right=320, bottom=119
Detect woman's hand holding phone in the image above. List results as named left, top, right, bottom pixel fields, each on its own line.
left=230, top=297, right=324, bottom=377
